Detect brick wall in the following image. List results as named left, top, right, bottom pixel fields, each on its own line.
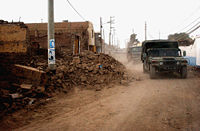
left=26, top=21, right=95, bottom=52
left=0, top=22, right=29, bottom=53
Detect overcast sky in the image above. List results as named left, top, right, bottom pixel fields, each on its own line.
left=0, top=0, right=200, bottom=48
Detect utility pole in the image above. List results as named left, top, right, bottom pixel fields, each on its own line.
left=112, top=34, right=114, bottom=46
left=109, top=16, right=115, bottom=46
left=159, top=31, right=160, bottom=39
left=103, top=29, right=105, bottom=53
left=145, top=22, right=147, bottom=41
left=48, top=0, right=56, bottom=70
left=109, top=17, right=112, bottom=46
left=113, top=28, right=116, bottom=46
left=100, top=17, right=103, bottom=53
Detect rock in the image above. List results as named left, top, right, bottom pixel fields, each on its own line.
left=80, top=76, right=87, bottom=82
left=20, top=84, right=32, bottom=90
left=28, top=98, right=35, bottom=105
left=36, top=86, right=45, bottom=93
left=96, top=87, right=102, bottom=91
left=120, top=80, right=129, bottom=86
left=57, top=79, right=62, bottom=84
left=10, top=93, right=23, bottom=99
left=72, top=57, right=80, bottom=64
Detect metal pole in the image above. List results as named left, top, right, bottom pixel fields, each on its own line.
left=109, top=16, right=111, bottom=46
left=145, top=22, right=147, bottom=41
left=159, top=31, right=160, bottom=39
left=48, top=0, right=56, bottom=70
left=103, top=29, right=105, bottom=53
left=100, top=17, right=103, bottom=53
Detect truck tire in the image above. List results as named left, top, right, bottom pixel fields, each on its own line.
left=143, top=63, right=147, bottom=73
left=150, top=65, right=156, bottom=79
left=180, top=66, right=187, bottom=79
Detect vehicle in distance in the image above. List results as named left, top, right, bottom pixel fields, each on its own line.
left=141, top=40, right=188, bottom=79
left=127, top=46, right=142, bottom=62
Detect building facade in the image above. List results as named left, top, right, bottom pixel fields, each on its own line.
left=26, top=21, right=95, bottom=54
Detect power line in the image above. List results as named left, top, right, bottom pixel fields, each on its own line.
left=173, top=5, right=200, bottom=33
left=185, top=21, right=200, bottom=33
left=181, top=5, right=200, bottom=24
left=66, top=0, right=86, bottom=21
left=178, top=16, right=200, bottom=33
left=187, top=24, right=200, bottom=35
left=175, top=23, right=200, bottom=40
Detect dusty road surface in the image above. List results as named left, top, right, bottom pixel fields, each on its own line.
left=12, top=54, right=200, bottom=131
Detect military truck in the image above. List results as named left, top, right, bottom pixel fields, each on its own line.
left=141, top=40, right=188, bottom=79
left=127, top=46, right=142, bottom=62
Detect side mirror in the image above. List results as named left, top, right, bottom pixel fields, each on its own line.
left=183, top=51, right=186, bottom=56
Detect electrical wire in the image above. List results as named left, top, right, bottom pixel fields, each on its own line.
left=175, top=23, right=200, bottom=40
left=66, top=0, right=86, bottom=21
left=185, top=21, right=200, bottom=33
left=187, top=24, right=200, bottom=35
left=178, top=16, right=200, bottom=33
left=170, top=5, right=200, bottom=33
left=180, top=5, right=200, bottom=25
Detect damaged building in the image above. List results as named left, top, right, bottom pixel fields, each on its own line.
left=26, top=21, right=96, bottom=54
left=0, top=20, right=30, bottom=54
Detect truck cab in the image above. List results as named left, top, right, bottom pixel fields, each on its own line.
left=141, top=40, right=188, bottom=79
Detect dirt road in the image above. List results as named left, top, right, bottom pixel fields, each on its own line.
left=13, top=56, right=200, bottom=131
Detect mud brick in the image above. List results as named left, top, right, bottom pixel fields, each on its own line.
left=12, top=64, right=47, bottom=86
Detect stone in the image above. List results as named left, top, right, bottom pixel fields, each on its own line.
left=20, top=84, right=32, bottom=90
left=80, top=76, right=87, bottom=82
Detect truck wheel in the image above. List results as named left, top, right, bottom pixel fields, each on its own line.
left=180, top=66, right=187, bottom=79
left=143, top=63, right=147, bottom=73
left=150, top=65, right=156, bottom=79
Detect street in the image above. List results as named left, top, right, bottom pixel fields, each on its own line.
left=14, top=58, right=200, bottom=131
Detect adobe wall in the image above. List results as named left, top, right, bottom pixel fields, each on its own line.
left=26, top=21, right=95, bottom=51
left=0, top=22, right=29, bottom=53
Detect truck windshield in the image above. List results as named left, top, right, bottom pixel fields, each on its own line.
left=148, top=49, right=181, bottom=57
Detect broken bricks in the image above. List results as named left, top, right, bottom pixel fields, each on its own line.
left=12, top=64, right=47, bottom=86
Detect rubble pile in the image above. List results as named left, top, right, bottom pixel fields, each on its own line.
left=0, top=50, right=132, bottom=117
left=28, top=50, right=129, bottom=90
left=0, top=83, right=47, bottom=116
left=48, top=51, right=128, bottom=89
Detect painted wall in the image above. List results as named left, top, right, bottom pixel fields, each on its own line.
left=180, top=36, right=200, bottom=67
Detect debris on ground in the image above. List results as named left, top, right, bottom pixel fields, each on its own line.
left=0, top=50, right=134, bottom=117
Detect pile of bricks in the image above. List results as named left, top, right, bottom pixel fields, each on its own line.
left=0, top=49, right=133, bottom=117
left=45, top=50, right=129, bottom=91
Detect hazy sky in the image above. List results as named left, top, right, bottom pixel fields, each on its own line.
left=0, top=0, right=200, bottom=48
